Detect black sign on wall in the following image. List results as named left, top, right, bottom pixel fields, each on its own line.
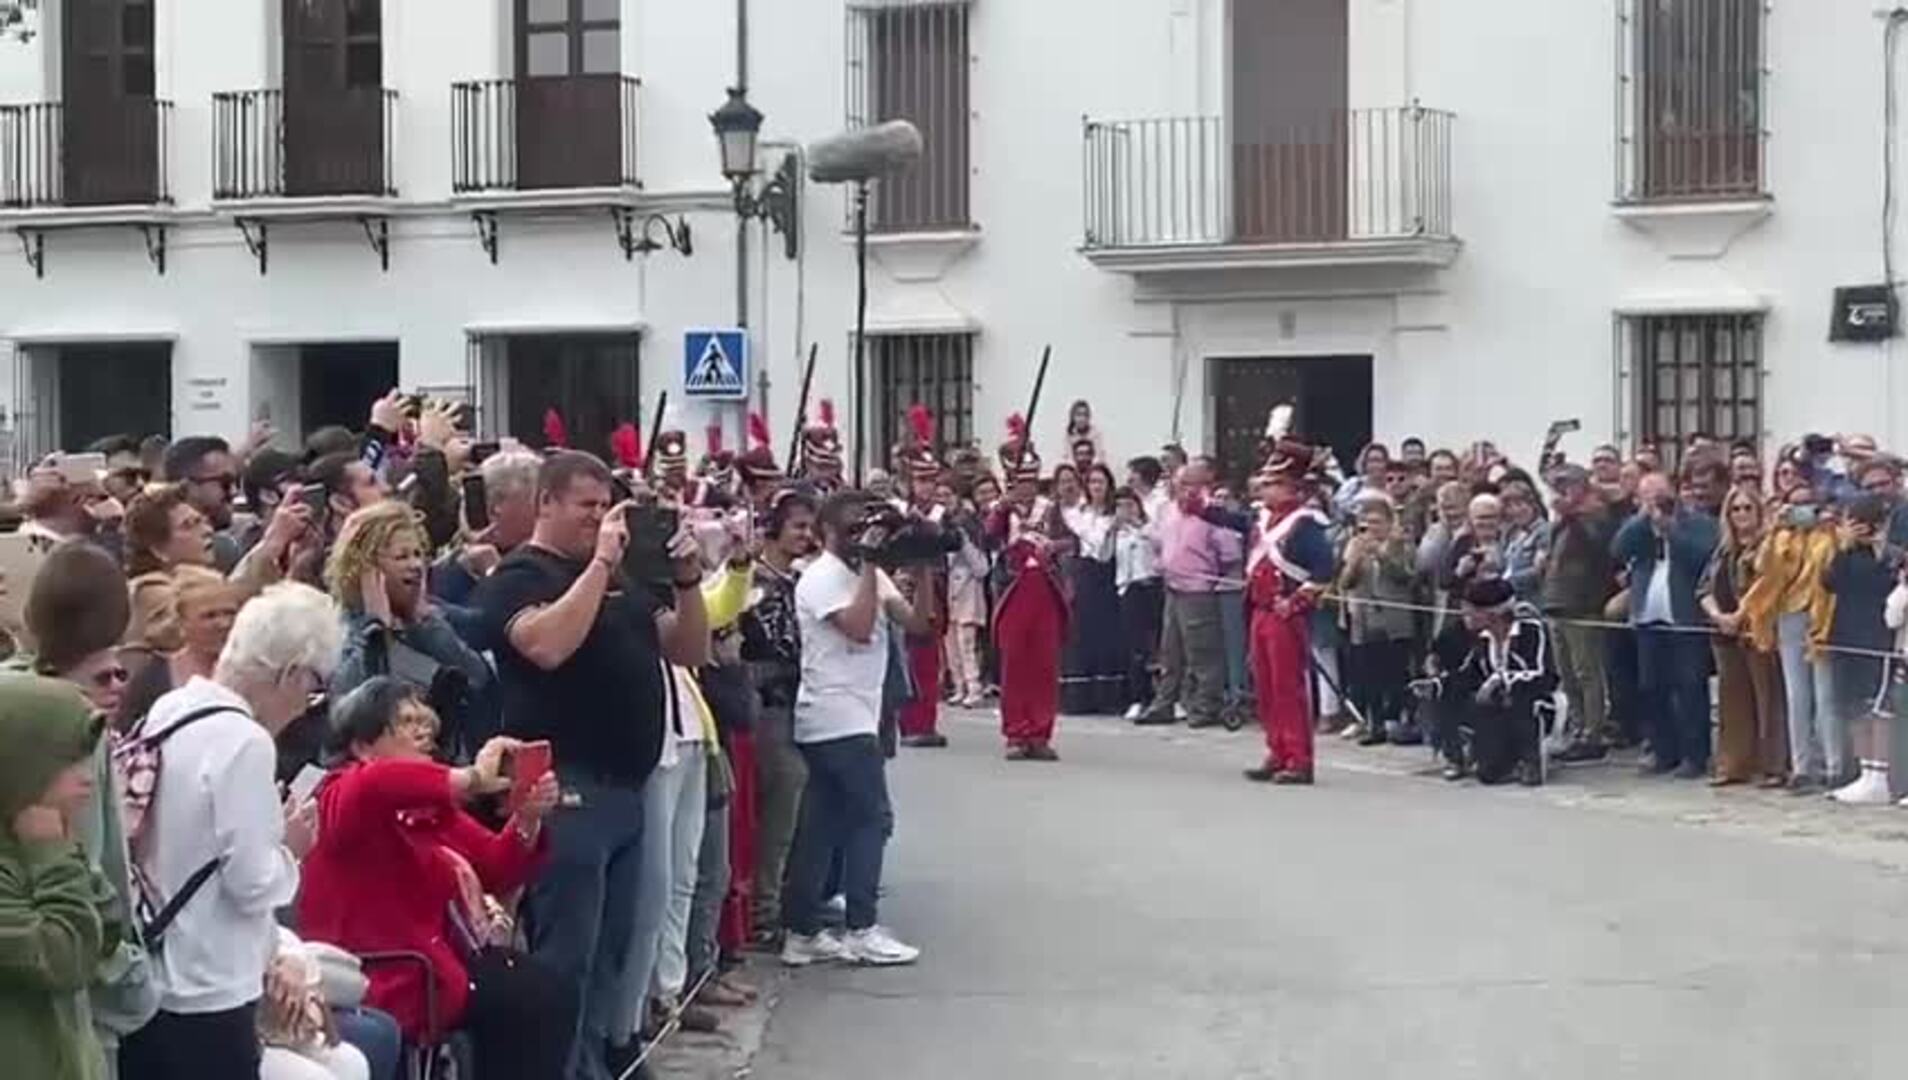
left=1830, top=285, right=1898, bottom=342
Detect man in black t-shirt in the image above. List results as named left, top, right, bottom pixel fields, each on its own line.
left=475, top=451, right=710, bottom=1080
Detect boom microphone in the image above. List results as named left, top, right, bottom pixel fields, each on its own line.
left=807, top=121, right=924, bottom=184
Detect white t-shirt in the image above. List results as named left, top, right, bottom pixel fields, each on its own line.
left=794, top=550, right=900, bottom=744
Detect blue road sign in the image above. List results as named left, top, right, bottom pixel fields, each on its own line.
left=684, top=328, right=749, bottom=400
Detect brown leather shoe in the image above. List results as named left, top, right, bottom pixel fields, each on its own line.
left=1244, top=764, right=1277, bottom=783
left=1026, top=744, right=1060, bottom=762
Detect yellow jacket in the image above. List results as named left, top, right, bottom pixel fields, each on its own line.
left=1739, top=525, right=1837, bottom=655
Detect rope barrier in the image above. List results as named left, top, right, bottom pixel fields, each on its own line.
left=1163, top=570, right=1908, bottom=663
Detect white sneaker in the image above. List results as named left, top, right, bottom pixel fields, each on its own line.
left=1174, top=703, right=1188, bottom=720
left=1122, top=703, right=1144, bottom=721
left=844, top=925, right=921, bottom=967
left=823, top=893, right=847, bottom=917
left=781, top=929, right=849, bottom=968
left=1830, top=766, right=1893, bottom=806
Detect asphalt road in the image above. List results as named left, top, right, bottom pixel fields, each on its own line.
left=747, top=710, right=1908, bottom=1079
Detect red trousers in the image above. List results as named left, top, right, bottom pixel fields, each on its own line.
left=718, top=730, right=757, bottom=951
left=1250, top=606, right=1314, bottom=772
left=897, top=638, right=942, bottom=737
left=995, top=578, right=1066, bottom=747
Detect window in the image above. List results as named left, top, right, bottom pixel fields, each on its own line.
left=846, top=0, right=971, bottom=232
left=517, top=0, right=619, bottom=78
left=1617, top=0, right=1765, bottom=202
left=1619, top=313, right=1762, bottom=465
left=501, top=334, right=641, bottom=459
left=871, top=333, right=974, bottom=464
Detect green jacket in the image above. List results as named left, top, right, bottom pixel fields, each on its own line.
left=0, top=675, right=120, bottom=1080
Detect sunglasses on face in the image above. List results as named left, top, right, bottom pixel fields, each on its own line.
left=87, top=666, right=130, bottom=690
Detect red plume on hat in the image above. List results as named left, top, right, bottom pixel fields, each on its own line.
left=542, top=408, right=570, bottom=450
left=1006, top=413, right=1027, bottom=441
left=906, top=403, right=935, bottom=446
left=747, top=411, right=772, bottom=451
left=818, top=398, right=836, bottom=428
left=610, top=421, right=641, bottom=469
left=705, top=422, right=726, bottom=459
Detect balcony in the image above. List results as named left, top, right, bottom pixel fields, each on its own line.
left=0, top=98, right=173, bottom=220
left=452, top=74, right=641, bottom=206
left=213, top=87, right=398, bottom=206
left=1080, top=107, right=1458, bottom=275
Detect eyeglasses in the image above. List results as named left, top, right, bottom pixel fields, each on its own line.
left=87, top=666, right=129, bottom=689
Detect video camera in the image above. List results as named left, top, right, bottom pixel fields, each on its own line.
left=853, top=502, right=961, bottom=568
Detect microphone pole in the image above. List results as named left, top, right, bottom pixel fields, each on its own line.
left=853, top=181, right=870, bottom=487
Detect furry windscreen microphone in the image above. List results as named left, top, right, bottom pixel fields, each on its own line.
left=808, top=120, right=925, bottom=184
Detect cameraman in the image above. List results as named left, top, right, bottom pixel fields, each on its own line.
left=782, top=490, right=930, bottom=968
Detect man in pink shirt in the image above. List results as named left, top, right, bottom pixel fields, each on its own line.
left=1137, top=457, right=1229, bottom=728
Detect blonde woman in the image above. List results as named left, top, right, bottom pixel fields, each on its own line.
left=324, top=501, right=490, bottom=755
left=1700, top=487, right=1787, bottom=786
left=118, top=565, right=241, bottom=730
left=1740, top=484, right=1841, bottom=791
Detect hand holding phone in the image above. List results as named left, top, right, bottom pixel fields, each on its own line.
left=506, top=741, right=553, bottom=818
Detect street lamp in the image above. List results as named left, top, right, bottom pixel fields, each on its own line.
left=709, top=86, right=799, bottom=260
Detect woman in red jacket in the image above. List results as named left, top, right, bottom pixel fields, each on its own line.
left=295, top=676, right=573, bottom=1080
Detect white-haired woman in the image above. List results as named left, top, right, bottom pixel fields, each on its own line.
left=118, top=582, right=346, bottom=1080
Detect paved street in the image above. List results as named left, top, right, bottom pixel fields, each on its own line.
left=744, top=708, right=1908, bottom=1080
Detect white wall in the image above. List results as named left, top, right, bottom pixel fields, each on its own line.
left=0, top=0, right=1903, bottom=470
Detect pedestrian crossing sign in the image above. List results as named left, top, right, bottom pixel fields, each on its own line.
left=684, top=328, right=749, bottom=400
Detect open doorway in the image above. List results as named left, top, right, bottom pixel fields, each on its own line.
left=300, top=342, right=398, bottom=437
left=54, top=342, right=173, bottom=450
left=1209, top=355, right=1372, bottom=487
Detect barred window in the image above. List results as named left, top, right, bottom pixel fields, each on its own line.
left=497, top=333, right=641, bottom=460
left=1619, top=313, right=1761, bottom=466
left=1617, top=0, right=1765, bottom=202
left=846, top=0, right=971, bottom=232
left=871, top=333, right=974, bottom=466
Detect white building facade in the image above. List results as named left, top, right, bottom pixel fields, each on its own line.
left=0, top=0, right=1897, bottom=478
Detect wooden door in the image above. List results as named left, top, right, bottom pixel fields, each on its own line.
left=61, top=0, right=160, bottom=205
left=1230, top=0, right=1347, bottom=242
left=515, top=0, right=622, bottom=189
left=284, top=0, right=386, bottom=196
left=1211, top=356, right=1370, bottom=489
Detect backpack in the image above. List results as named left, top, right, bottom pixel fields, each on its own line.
left=113, top=704, right=246, bottom=953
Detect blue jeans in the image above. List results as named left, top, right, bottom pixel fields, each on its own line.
left=1635, top=626, right=1710, bottom=772
left=618, top=744, right=706, bottom=1040
left=786, top=735, right=894, bottom=935
left=333, top=1006, right=402, bottom=1080
left=1775, top=611, right=1846, bottom=781
left=526, top=773, right=647, bottom=1080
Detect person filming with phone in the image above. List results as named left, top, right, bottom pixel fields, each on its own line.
left=295, top=676, right=572, bottom=1080
left=472, top=450, right=709, bottom=1080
